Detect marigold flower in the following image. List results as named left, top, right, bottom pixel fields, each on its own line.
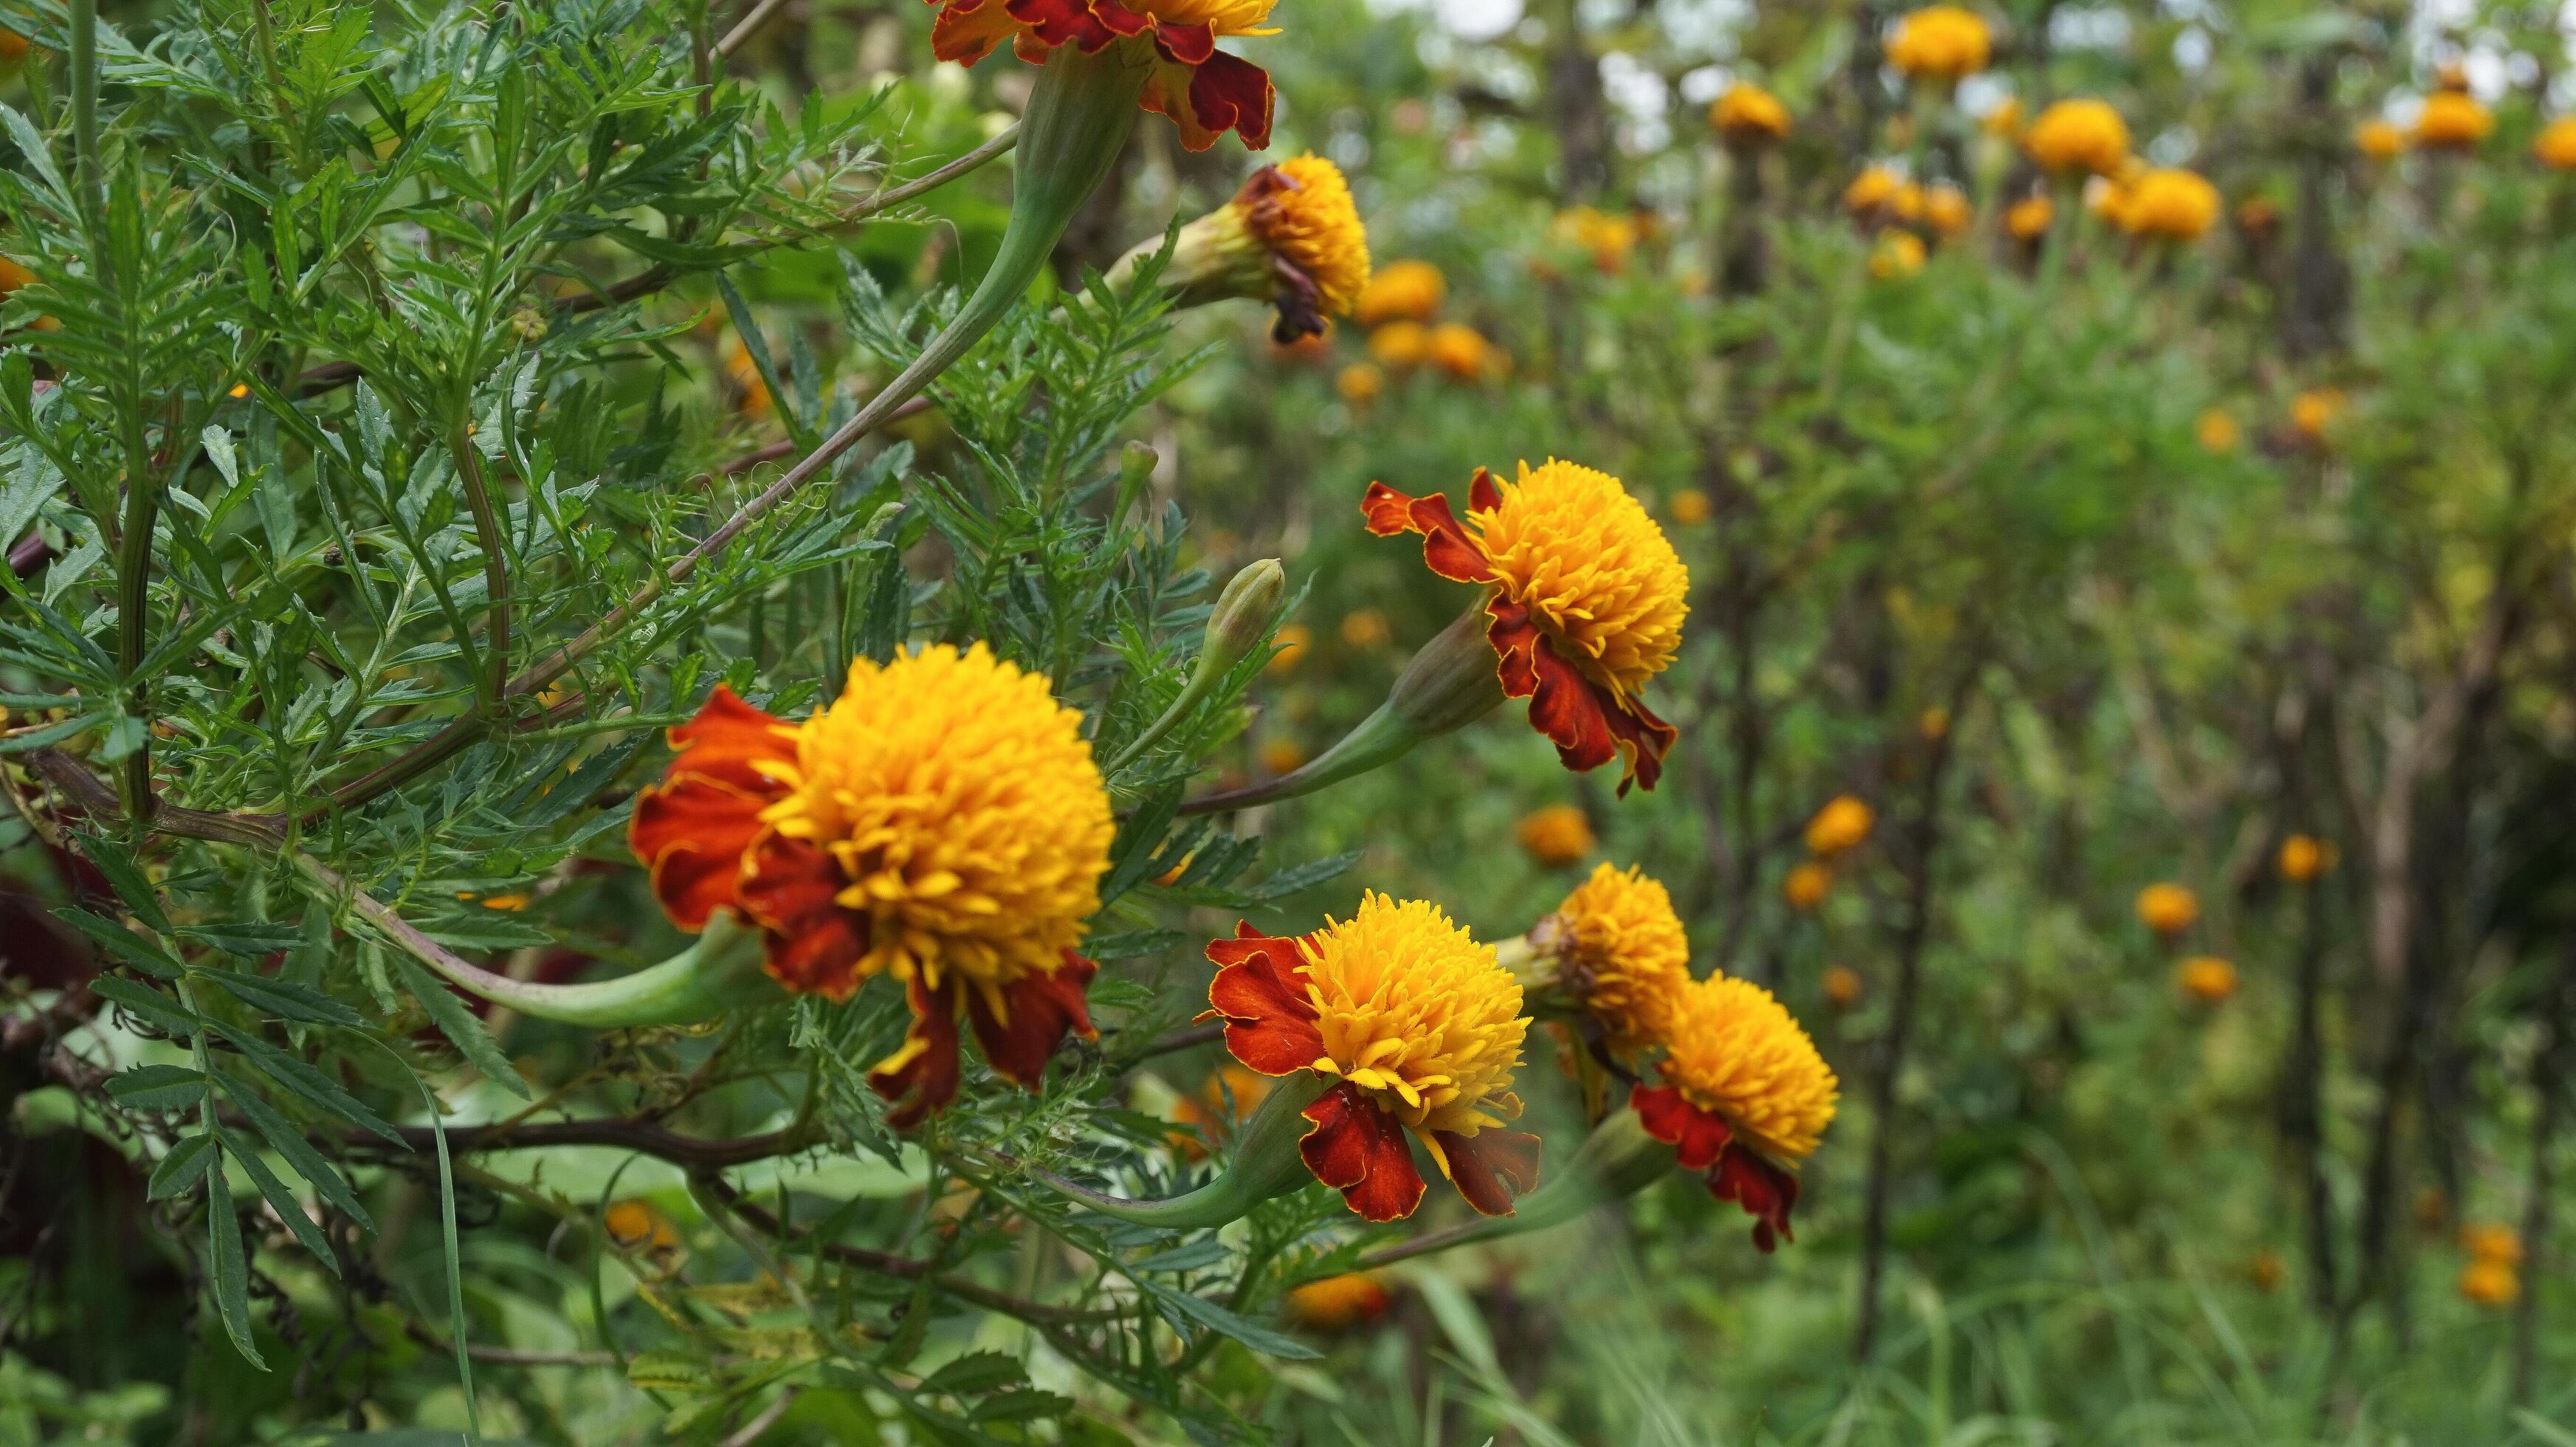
left=1633, top=975, right=1837, bottom=1251
left=2458, top=1257, right=2518, bottom=1307
left=1364, top=460, right=1688, bottom=792
left=2196, top=408, right=2241, bottom=455
left=2292, top=387, right=2346, bottom=443
left=2537, top=117, right=2576, bottom=171
left=1554, top=206, right=1640, bottom=272
left=1266, top=621, right=1312, bottom=673
left=1783, top=861, right=1833, bottom=912
left=2005, top=193, right=2054, bottom=241
left=1884, top=5, right=1991, bottom=83
left=1805, top=796, right=1874, bottom=859
left=2462, top=1221, right=2524, bottom=1265
left=1354, top=259, right=1447, bottom=326
left=2122, top=168, right=2219, bottom=241
left=1132, top=154, right=1370, bottom=340
left=1822, top=963, right=1864, bottom=1008
left=1712, top=83, right=1791, bottom=144
left=1337, top=361, right=1384, bottom=406
left=629, top=644, right=1113, bottom=1126
left=2249, top=1250, right=2287, bottom=1293
left=1283, top=1273, right=1395, bottom=1330
left=1844, top=165, right=1903, bottom=218
left=1260, top=737, right=1307, bottom=774
left=1203, top=895, right=1540, bottom=1221
left=1527, top=862, right=1692, bottom=1051
left=1980, top=95, right=2023, bottom=138
left=2025, top=98, right=2129, bottom=177
left=1667, top=489, right=1712, bottom=526
left=2176, top=955, right=2237, bottom=1004
left=2414, top=92, right=2492, bottom=150
left=2135, top=881, right=2199, bottom=938
left=1921, top=183, right=1972, bottom=239
left=1515, top=804, right=1596, bottom=867
left=1870, top=230, right=1926, bottom=278
left=2279, top=834, right=2334, bottom=883
left=2352, top=119, right=2403, bottom=161
left=1368, top=320, right=1430, bottom=369
left=1426, top=321, right=1493, bottom=381
left=927, top=0, right=1276, bottom=150
left=602, top=1199, right=683, bottom=1253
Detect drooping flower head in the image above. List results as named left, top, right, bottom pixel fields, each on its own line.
left=1354, top=258, right=1447, bottom=326
left=928, top=0, right=1277, bottom=151
left=1364, top=461, right=1689, bottom=792
left=2025, top=98, right=2129, bottom=176
left=2135, top=881, right=2200, bottom=938
left=1711, top=83, right=1791, bottom=144
left=1204, top=894, right=1540, bottom=1222
left=1526, top=863, right=1692, bottom=1052
left=1141, top=154, right=1369, bottom=340
left=1633, top=975, right=1839, bottom=1251
left=630, top=645, right=1114, bottom=1126
left=2121, top=168, right=2220, bottom=241
left=1885, top=5, right=1991, bottom=83
left=2414, top=92, right=2493, bottom=150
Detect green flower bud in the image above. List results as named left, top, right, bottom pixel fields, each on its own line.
left=1198, top=558, right=1285, bottom=686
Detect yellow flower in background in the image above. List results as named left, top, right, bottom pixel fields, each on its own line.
left=1265, top=621, right=1312, bottom=674
left=2196, top=408, right=2241, bottom=455
left=1354, top=259, right=1446, bottom=326
left=1870, top=229, right=1927, bottom=278
left=2122, top=168, right=2220, bottom=241
left=2279, top=834, right=2337, bottom=882
left=2025, top=98, right=2130, bottom=176
left=1712, top=83, right=1791, bottom=143
left=1530, top=862, right=1692, bottom=1051
left=2414, top=92, right=2493, bottom=150
left=1667, top=489, right=1712, bottom=525
left=1805, top=795, right=1875, bottom=859
left=1921, top=183, right=1972, bottom=239
left=718, top=334, right=774, bottom=420
left=1919, top=705, right=1952, bottom=741
left=1845, top=165, right=1903, bottom=217
left=1822, top=963, right=1864, bottom=1008
left=1336, top=361, right=1383, bottom=407
left=2175, top=955, right=2237, bottom=1004
left=1283, top=1274, right=1395, bottom=1330
left=2536, top=117, right=2576, bottom=171
left=1889, top=181, right=1928, bottom=224
left=1784, top=861, right=1833, bottom=912
left=1427, top=321, right=1494, bottom=381
left=2293, top=387, right=2346, bottom=443
left=1259, top=737, right=1307, bottom=774
left=1515, top=803, right=1597, bottom=867
left=1553, top=205, right=1642, bottom=272
left=1980, top=95, right=2024, bottom=138
left=602, top=1200, right=683, bottom=1253
left=2458, top=1258, right=2519, bottom=1307
left=1368, top=320, right=1430, bottom=370
left=2005, top=193, right=2054, bottom=241
left=2354, top=119, right=2404, bottom=160
left=1885, top=5, right=1992, bottom=83
left=2136, top=881, right=2200, bottom=938
left=1340, top=608, right=1391, bottom=649
left=2462, top=1221, right=2524, bottom=1265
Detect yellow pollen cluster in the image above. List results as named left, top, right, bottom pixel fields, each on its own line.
left=757, top=644, right=1115, bottom=998
left=1243, top=154, right=1371, bottom=316
left=1661, top=975, right=1839, bottom=1161
left=1885, top=5, right=1991, bottom=82
left=1298, top=893, right=1529, bottom=1136
left=1545, top=863, right=1691, bottom=1049
left=1467, top=460, right=1690, bottom=704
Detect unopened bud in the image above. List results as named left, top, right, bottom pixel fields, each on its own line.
left=1198, top=558, right=1286, bottom=684
left=1115, top=439, right=1158, bottom=526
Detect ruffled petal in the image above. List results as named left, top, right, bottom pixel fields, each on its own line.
left=1630, top=1083, right=1733, bottom=1172
left=1489, top=597, right=1676, bottom=795
left=871, top=972, right=964, bottom=1130
left=1301, top=1080, right=1426, bottom=1221
left=1361, top=481, right=1495, bottom=585
left=1006, top=0, right=1124, bottom=50
left=1140, top=45, right=1273, bottom=152
left=737, top=834, right=870, bottom=999
left=966, top=950, right=1099, bottom=1090
left=1432, top=1128, right=1542, bottom=1217
left=1205, top=924, right=1328, bottom=1076
left=630, top=687, right=799, bottom=929
left=1709, top=1144, right=1802, bottom=1253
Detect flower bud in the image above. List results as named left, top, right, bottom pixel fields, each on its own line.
left=1198, top=559, right=1287, bottom=686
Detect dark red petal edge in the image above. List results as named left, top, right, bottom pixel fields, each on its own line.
left=1301, top=1081, right=1426, bottom=1222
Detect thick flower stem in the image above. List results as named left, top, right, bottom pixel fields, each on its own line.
left=1019, top=1073, right=1327, bottom=1229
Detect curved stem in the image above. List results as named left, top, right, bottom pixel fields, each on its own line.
left=1179, top=701, right=1419, bottom=814
left=990, top=1072, right=1327, bottom=1229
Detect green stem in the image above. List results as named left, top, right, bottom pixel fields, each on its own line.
left=448, top=429, right=510, bottom=708
left=1179, top=700, right=1416, bottom=814
left=431, top=915, right=774, bottom=1028
left=1016, top=1073, right=1327, bottom=1229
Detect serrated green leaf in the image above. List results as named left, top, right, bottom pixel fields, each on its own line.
left=1151, top=1285, right=1321, bottom=1361
left=89, top=975, right=199, bottom=1038
left=146, top=1132, right=220, bottom=1200
left=204, top=1022, right=404, bottom=1145
left=106, top=1064, right=210, bottom=1112
left=51, top=907, right=185, bottom=978
left=392, top=955, right=531, bottom=1100
left=923, top=1350, right=1027, bottom=1396
left=221, top=1077, right=376, bottom=1232
left=207, top=1185, right=269, bottom=1369
left=72, top=833, right=171, bottom=934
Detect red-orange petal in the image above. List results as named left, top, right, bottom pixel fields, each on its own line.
left=1488, top=598, right=1675, bottom=795
left=1630, top=1083, right=1732, bottom=1172
left=629, top=688, right=798, bottom=929
left=1360, top=481, right=1495, bottom=585
left=931, top=0, right=1026, bottom=63
left=1434, top=1128, right=1542, bottom=1217
left=967, top=950, right=1099, bottom=1090
left=871, top=972, right=964, bottom=1130
left=1710, top=1144, right=1801, bottom=1253
left=1205, top=924, right=1327, bottom=1076
left=1007, top=0, right=1120, bottom=50
left=1140, top=45, right=1273, bottom=152
left=1301, top=1082, right=1425, bottom=1222
left=737, top=833, right=869, bottom=999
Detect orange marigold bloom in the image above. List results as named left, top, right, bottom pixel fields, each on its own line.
left=1980, top=95, right=2023, bottom=138
left=2025, top=98, right=2129, bottom=176
left=2176, top=955, right=2237, bottom=1004
left=1844, top=165, right=1903, bottom=218
left=1884, top=5, right=1991, bottom=83
left=2354, top=119, right=2403, bottom=161
left=1364, top=460, right=1689, bottom=792
left=2136, top=881, right=2199, bottom=938
left=1354, top=259, right=1446, bottom=326
left=2123, top=168, right=2220, bottom=241
left=1265, top=621, right=1312, bottom=673
left=1667, top=489, right=1712, bottom=526
left=1368, top=320, right=1430, bottom=369
left=1528, top=862, right=1692, bottom=1051
left=2458, top=1257, right=2519, bottom=1307
left=2279, top=834, right=2335, bottom=883
left=1515, top=803, right=1596, bottom=867
left=2462, top=1220, right=2524, bottom=1265
left=1711, top=83, right=1791, bottom=143
left=2414, top=92, right=2492, bottom=150
left=927, top=0, right=1276, bottom=151
left=1805, top=795, right=1875, bottom=859
left=2292, top=387, right=2346, bottom=442
left=1203, top=895, right=1540, bottom=1222
left=1822, top=963, right=1864, bottom=1008
left=1283, top=1273, right=1394, bottom=1330
left=2196, top=408, right=2241, bottom=455
left=2537, top=117, right=2576, bottom=171
left=1151, top=154, right=1368, bottom=339
left=2005, top=193, right=2054, bottom=241
left=602, top=1199, right=683, bottom=1253
left=1553, top=205, right=1640, bottom=273
left=629, top=645, right=1113, bottom=1127
left=1921, top=183, right=1972, bottom=238
left=1426, top=321, right=1492, bottom=381
left=1336, top=361, right=1384, bottom=406
left=1633, top=975, right=1837, bottom=1251
left=1783, top=861, right=1833, bottom=912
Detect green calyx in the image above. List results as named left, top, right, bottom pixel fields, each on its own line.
left=413, top=912, right=777, bottom=1029
left=1033, top=1072, right=1329, bottom=1229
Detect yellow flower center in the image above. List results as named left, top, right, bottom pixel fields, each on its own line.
left=1467, top=459, right=1690, bottom=704
left=1241, top=154, right=1371, bottom=316
left=1298, top=893, right=1528, bottom=1136
left=756, top=644, right=1115, bottom=998
left=1661, top=975, right=1838, bottom=1162
left=1539, top=863, right=1690, bottom=1049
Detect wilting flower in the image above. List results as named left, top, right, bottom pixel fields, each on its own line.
left=2279, top=834, right=2335, bottom=883
left=2176, top=955, right=2237, bottom=1004
left=1869, top=230, right=1927, bottom=278
left=1921, top=183, right=1972, bottom=239
left=2462, top=1221, right=2524, bottom=1265
left=1822, top=964, right=1864, bottom=1008
left=1203, top=894, right=1540, bottom=1221
left=1525, top=863, right=1692, bottom=1052
left=2414, top=92, right=2493, bottom=150
left=2536, top=117, right=2576, bottom=171
left=1844, top=165, right=1903, bottom=219
left=2354, top=119, right=2403, bottom=161
left=2025, top=99, right=2129, bottom=177
left=1711, top=83, right=1791, bottom=144
left=2292, top=387, right=2346, bottom=443
left=1633, top=975, right=1837, bottom=1251
left=1884, top=5, right=1991, bottom=83
left=2196, top=408, right=2241, bottom=455
left=1337, top=361, right=1384, bottom=406
left=1426, top=321, right=1495, bottom=381
left=1783, top=861, right=1833, bottom=912
left=1354, top=259, right=1447, bottom=326
left=1515, top=804, right=1597, bottom=867
left=1365, top=460, right=1688, bottom=791
left=2135, top=881, right=2199, bottom=938
left=629, top=645, right=1114, bottom=1126
left=1123, top=154, right=1370, bottom=340
left=2005, top=193, right=2054, bottom=241
left=2458, top=1257, right=2519, bottom=1307
left=1805, top=795, right=1875, bottom=859
left=926, top=0, right=1277, bottom=151
left=2121, top=168, right=2220, bottom=241
left=1283, top=1273, right=1395, bottom=1330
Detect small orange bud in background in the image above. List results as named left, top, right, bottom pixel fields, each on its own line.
left=1265, top=622, right=1312, bottom=675
left=2292, top=388, right=2346, bottom=444
left=2278, top=834, right=2335, bottom=883
left=1426, top=322, right=1493, bottom=382
left=2354, top=119, right=2403, bottom=160
left=2196, top=408, right=2241, bottom=455
left=2537, top=117, right=2576, bottom=171
left=2176, top=955, right=2237, bottom=1004
left=2414, top=92, right=2493, bottom=150
left=1845, top=165, right=1903, bottom=218
left=603, top=1199, right=683, bottom=1254
left=1919, top=705, right=1952, bottom=741
left=1822, top=964, right=1864, bottom=1008
left=2005, top=193, right=2054, bottom=241
left=2458, top=1258, right=2519, bottom=1307
left=1354, top=260, right=1445, bottom=327
left=1805, top=795, right=1875, bottom=858
left=1336, top=362, right=1384, bottom=407
left=2136, top=882, right=2199, bottom=937
left=1784, top=861, right=1833, bottom=912
left=1340, top=608, right=1391, bottom=649
left=1282, top=1274, right=1395, bottom=1331
left=1515, top=804, right=1597, bottom=867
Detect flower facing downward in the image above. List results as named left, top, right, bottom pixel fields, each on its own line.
left=2025, top=99, right=2129, bottom=176
left=1131, top=154, right=1369, bottom=340
left=2414, top=92, right=2493, bottom=150
left=1365, top=461, right=1689, bottom=792
left=629, top=645, right=1114, bottom=1127
left=1527, top=863, right=1692, bottom=1052
left=2136, top=881, right=2199, bottom=938
left=1633, top=975, right=1838, bottom=1251
left=1885, top=5, right=1991, bottom=83
left=1204, top=894, right=1540, bottom=1222
left=927, top=0, right=1278, bottom=151
left=1711, top=83, right=1791, bottom=144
